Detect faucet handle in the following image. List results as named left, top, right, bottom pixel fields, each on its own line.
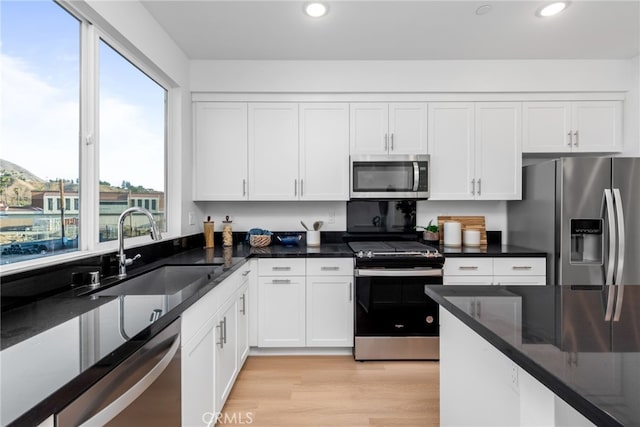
left=125, top=254, right=142, bottom=266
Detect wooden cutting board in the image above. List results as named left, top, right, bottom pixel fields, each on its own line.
left=437, top=216, right=487, bottom=246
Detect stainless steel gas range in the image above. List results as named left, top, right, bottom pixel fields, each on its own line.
left=345, top=200, right=445, bottom=361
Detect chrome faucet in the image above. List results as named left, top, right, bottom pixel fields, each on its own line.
left=117, top=207, right=162, bottom=278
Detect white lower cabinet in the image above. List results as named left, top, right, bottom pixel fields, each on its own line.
left=258, top=258, right=306, bottom=347
left=237, top=282, right=250, bottom=364
left=257, top=258, right=355, bottom=349
left=440, top=308, right=594, bottom=426
left=181, top=266, right=251, bottom=426
left=215, top=297, right=238, bottom=412
left=306, top=258, right=354, bottom=347
left=444, top=257, right=546, bottom=286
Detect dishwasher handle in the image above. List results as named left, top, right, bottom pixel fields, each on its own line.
left=56, top=320, right=181, bottom=427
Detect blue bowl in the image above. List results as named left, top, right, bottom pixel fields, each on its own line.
left=277, top=235, right=302, bottom=246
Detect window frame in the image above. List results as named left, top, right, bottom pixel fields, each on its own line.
left=0, top=1, right=177, bottom=275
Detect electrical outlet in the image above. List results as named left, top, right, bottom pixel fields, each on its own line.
left=188, top=212, right=195, bottom=226
left=328, top=211, right=336, bottom=224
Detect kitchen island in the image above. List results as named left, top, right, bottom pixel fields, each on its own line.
left=425, top=284, right=640, bottom=427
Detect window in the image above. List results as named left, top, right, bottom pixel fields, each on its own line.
left=98, top=40, right=166, bottom=243
left=1, top=1, right=169, bottom=265
left=0, top=1, right=80, bottom=263
left=151, top=200, right=157, bottom=211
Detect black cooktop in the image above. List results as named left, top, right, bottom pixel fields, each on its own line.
left=348, top=241, right=438, bottom=253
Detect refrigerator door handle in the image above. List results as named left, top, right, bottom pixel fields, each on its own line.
left=601, top=188, right=617, bottom=321
left=612, top=188, right=626, bottom=322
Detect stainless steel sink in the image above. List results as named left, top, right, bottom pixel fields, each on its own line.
left=94, top=265, right=221, bottom=296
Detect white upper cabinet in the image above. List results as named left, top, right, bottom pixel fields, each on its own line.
left=248, top=103, right=299, bottom=200
left=299, top=103, right=350, bottom=200
left=475, top=102, right=522, bottom=200
left=523, top=101, right=622, bottom=153
left=428, top=102, right=522, bottom=201
left=350, top=103, right=427, bottom=155
left=193, top=102, right=248, bottom=200
left=427, top=103, right=475, bottom=200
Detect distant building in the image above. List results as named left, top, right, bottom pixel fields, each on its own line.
left=31, top=191, right=80, bottom=214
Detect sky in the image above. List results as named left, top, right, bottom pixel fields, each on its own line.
left=0, top=0, right=165, bottom=191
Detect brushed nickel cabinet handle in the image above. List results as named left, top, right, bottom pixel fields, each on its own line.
left=459, top=266, right=479, bottom=270
left=321, top=266, right=340, bottom=271
left=573, top=130, right=579, bottom=146
left=567, top=131, right=573, bottom=146
left=272, top=266, right=291, bottom=271
left=512, top=266, right=533, bottom=270
left=272, top=279, right=291, bottom=284
left=471, top=179, right=476, bottom=196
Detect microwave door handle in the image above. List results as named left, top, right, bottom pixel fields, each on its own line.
left=413, top=162, right=419, bottom=192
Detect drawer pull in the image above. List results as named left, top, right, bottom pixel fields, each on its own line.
left=512, top=266, right=533, bottom=270
left=242, top=270, right=251, bottom=276
left=271, top=279, right=291, bottom=284
left=459, top=266, right=479, bottom=270
left=321, top=266, right=340, bottom=271
left=272, top=266, right=291, bottom=271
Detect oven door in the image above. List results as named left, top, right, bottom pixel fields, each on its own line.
left=355, top=268, right=440, bottom=337
left=350, top=155, right=429, bottom=199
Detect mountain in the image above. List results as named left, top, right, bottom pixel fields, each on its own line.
left=0, top=159, right=46, bottom=207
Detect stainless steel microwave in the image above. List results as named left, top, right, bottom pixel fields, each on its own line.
left=350, top=154, right=430, bottom=199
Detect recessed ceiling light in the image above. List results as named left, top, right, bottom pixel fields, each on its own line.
left=537, top=2, right=569, bottom=17
left=304, top=3, right=328, bottom=18
left=475, top=5, right=492, bottom=16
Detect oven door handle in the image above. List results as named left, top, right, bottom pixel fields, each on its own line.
left=355, top=268, right=442, bottom=277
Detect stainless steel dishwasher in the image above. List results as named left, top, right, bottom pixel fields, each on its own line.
left=56, top=319, right=181, bottom=426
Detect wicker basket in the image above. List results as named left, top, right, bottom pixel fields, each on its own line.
left=249, top=234, right=271, bottom=248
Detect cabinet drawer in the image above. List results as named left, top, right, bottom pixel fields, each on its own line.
left=306, top=258, right=354, bottom=276
left=493, top=258, right=545, bottom=276
left=443, top=258, right=493, bottom=276
left=258, top=258, right=306, bottom=276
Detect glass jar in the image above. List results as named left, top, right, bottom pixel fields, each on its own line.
left=222, top=215, right=233, bottom=247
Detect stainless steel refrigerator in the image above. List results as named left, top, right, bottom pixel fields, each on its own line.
left=507, top=157, right=639, bottom=289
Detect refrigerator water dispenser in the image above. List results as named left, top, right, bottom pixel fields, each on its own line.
left=570, top=219, right=603, bottom=264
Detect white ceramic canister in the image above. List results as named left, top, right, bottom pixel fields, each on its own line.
left=463, top=229, right=481, bottom=247
left=443, top=222, right=462, bottom=247
left=306, top=230, right=321, bottom=247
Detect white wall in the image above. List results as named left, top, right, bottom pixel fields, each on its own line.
left=194, top=201, right=346, bottom=233
left=190, top=59, right=639, bottom=241
left=75, top=0, right=200, bottom=237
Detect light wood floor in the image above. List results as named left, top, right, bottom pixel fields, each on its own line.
left=220, top=356, right=440, bottom=426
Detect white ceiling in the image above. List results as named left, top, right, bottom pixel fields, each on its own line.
left=141, top=1, right=640, bottom=60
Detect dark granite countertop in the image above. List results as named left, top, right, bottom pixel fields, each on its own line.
left=437, top=244, right=547, bottom=257
left=425, top=284, right=640, bottom=427
left=0, top=241, right=353, bottom=426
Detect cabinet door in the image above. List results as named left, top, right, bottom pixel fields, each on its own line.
left=299, top=103, right=349, bottom=200
left=350, top=103, right=389, bottom=154
left=182, top=316, right=215, bottom=427
left=522, top=102, right=572, bottom=153
left=475, top=102, right=522, bottom=200
left=215, top=298, right=238, bottom=412
left=237, top=282, right=250, bottom=365
left=306, top=276, right=354, bottom=347
left=194, top=102, right=248, bottom=200
left=571, top=101, right=622, bottom=152
left=248, top=103, right=299, bottom=200
left=427, top=103, right=475, bottom=200
left=246, top=260, right=259, bottom=347
left=258, top=276, right=306, bottom=347
left=388, top=103, right=428, bottom=154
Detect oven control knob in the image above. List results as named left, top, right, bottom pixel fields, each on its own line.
left=366, top=251, right=373, bottom=258
left=357, top=250, right=364, bottom=258
left=426, top=316, right=434, bottom=324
